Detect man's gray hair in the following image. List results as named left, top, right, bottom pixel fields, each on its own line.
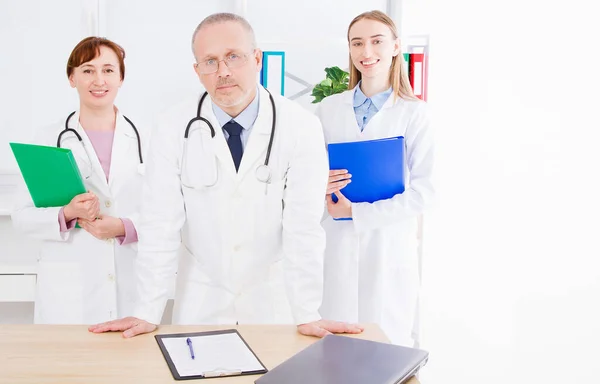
left=191, top=13, right=257, bottom=58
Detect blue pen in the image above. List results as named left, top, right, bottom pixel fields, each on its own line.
left=186, top=337, right=195, bottom=360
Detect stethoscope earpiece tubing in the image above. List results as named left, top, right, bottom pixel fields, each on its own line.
left=59, top=111, right=143, bottom=165
left=186, top=90, right=277, bottom=167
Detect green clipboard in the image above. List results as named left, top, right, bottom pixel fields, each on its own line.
left=10, top=142, right=86, bottom=208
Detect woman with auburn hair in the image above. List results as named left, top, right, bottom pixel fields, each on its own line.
left=12, top=37, right=147, bottom=324
left=315, top=10, right=434, bottom=346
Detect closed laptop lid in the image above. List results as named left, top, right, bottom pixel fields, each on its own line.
left=255, top=334, right=428, bottom=384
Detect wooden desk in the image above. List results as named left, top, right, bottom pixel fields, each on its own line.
left=0, top=324, right=420, bottom=383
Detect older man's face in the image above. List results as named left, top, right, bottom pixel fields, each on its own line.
left=193, top=21, right=261, bottom=114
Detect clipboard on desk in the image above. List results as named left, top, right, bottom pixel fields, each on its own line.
left=155, top=329, right=268, bottom=380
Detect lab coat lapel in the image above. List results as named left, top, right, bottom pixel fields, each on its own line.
left=343, top=85, right=356, bottom=107
left=107, top=112, right=136, bottom=191
left=343, top=85, right=362, bottom=135
left=237, top=87, right=272, bottom=180
left=379, top=89, right=397, bottom=112
left=360, top=91, right=397, bottom=138
left=202, top=98, right=238, bottom=177
left=70, top=113, right=111, bottom=197
left=348, top=84, right=398, bottom=138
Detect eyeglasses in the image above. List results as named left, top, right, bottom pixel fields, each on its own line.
left=195, top=51, right=254, bottom=75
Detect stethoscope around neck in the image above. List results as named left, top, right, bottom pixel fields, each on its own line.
left=181, top=89, right=276, bottom=188
left=57, top=111, right=143, bottom=179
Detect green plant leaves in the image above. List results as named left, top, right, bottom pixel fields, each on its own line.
left=325, top=66, right=349, bottom=84
left=320, top=78, right=333, bottom=87
left=311, top=66, right=350, bottom=103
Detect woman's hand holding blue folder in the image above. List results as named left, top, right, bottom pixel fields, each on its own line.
left=326, top=136, right=406, bottom=221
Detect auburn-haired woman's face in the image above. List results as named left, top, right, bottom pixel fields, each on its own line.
left=68, top=46, right=123, bottom=109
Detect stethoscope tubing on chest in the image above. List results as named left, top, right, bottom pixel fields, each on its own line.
left=182, top=89, right=277, bottom=187
left=57, top=111, right=143, bottom=179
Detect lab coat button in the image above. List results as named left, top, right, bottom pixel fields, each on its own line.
left=108, top=274, right=115, bottom=282
left=105, top=200, right=112, bottom=208
left=233, top=245, right=241, bottom=252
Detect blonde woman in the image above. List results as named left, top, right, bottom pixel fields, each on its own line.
left=315, top=10, right=434, bottom=346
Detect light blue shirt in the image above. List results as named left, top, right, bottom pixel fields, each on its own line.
left=353, top=82, right=393, bottom=131
left=212, top=87, right=260, bottom=150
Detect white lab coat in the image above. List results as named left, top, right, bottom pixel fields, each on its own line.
left=133, top=86, right=328, bottom=326
left=315, top=87, right=434, bottom=346
left=11, top=110, right=147, bottom=324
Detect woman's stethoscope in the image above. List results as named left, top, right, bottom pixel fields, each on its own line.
left=57, top=111, right=143, bottom=179
left=181, top=89, right=276, bottom=188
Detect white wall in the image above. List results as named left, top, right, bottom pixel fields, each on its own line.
left=407, top=0, right=600, bottom=382
left=0, top=0, right=89, bottom=173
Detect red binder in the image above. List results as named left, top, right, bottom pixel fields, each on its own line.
left=408, top=53, right=428, bottom=101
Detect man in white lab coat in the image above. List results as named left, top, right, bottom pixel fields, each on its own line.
left=89, top=13, right=363, bottom=338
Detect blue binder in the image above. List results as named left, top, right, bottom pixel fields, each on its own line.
left=328, top=136, right=405, bottom=207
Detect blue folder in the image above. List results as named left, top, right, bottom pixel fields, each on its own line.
left=328, top=136, right=405, bottom=211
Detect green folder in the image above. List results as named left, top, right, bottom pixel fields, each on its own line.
left=10, top=142, right=86, bottom=208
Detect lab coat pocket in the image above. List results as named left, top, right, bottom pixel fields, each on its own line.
left=181, top=137, right=219, bottom=190
left=34, top=261, right=84, bottom=324
left=252, top=177, right=285, bottom=253
left=268, top=260, right=293, bottom=323
left=266, top=176, right=286, bottom=213
left=265, top=178, right=285, bottom=227
left=267, top=177, right=285, bottom=198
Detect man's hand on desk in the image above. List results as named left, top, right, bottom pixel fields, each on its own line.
left=297, top=319, right=364, bottom=338
left=88, top=316, right=157, bottom=338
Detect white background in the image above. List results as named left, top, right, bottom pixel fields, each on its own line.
left=2, top=0, right=600, bottom=383
left=405, top=0, right=600, bottom=382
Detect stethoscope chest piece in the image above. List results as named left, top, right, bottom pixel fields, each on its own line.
left=255, top=164, right=272, bottom=183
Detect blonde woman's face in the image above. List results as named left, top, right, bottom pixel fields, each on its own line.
left=349, top=19, right=399, bottom=80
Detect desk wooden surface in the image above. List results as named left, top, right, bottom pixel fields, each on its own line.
left=0, top=324, right=420, bottom=383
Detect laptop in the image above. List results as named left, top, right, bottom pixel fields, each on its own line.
left=255, top=334, right=429, bottom=384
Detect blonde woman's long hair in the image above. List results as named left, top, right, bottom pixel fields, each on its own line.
left=347, top=10, right=417, bottom=100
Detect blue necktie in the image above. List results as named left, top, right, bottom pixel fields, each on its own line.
left=223, top=120, right=243, bottom=172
